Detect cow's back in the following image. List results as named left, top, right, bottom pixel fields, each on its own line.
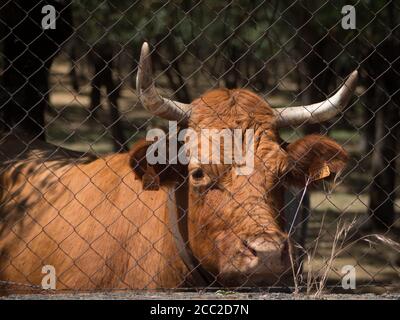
left=0, top=133, right=184, bottom=291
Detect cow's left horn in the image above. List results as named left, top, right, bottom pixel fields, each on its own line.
left=136, top=42, right=192, bottom=123
left=273, top=70, right=358, bottom=128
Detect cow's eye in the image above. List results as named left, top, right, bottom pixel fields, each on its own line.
left=190, top=168, right=212, bottom=194
left=191, top=168, right=205, bottom=180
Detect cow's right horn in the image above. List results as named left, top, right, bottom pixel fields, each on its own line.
left=136, top=42, right=192, bottom=124
left=273, top=70, right=358, bottom=128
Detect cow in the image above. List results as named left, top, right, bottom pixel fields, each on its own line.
left=0, top=42, right=357, bottom=292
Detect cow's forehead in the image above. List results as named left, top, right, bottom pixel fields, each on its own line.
left=189, top=88, right=276, bottom=130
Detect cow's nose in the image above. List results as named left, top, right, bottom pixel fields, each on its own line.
left=243, top=235, right=288, bottom=260
left=218, top=234, right=291, bottom=286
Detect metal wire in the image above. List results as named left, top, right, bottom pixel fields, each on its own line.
left=0, top=0, right=399, bottom=295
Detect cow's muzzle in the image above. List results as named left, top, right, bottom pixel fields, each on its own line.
left=218, top=233, right=292, bottom=286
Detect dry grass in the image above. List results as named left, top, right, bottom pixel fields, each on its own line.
left=293, top=215, right=400, bottom=296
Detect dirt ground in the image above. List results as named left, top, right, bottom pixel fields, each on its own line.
left=2, top=291, right=400, bottom=300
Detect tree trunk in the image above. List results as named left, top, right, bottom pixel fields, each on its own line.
left=107, top=80, right=126, bottom=152
left=0, top=0, right=72, bottom=140
left=360, top=78, right=376, bottom=155
left=367, top=37, right=400, bottom=231
left=67, top=40, right=80, bottom=93
left=89, top=43, right=127, bottom=152
left=299, top=35, right=336, bottom=134
left=369, top=108, right=398, bottom=230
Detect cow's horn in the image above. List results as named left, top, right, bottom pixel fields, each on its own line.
left=136, top=42, right=192, bottom=123
left=273, top=70, right=358, bottom=128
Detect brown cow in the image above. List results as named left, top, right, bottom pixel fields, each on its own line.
left=0, top=42, right=357, bottom=292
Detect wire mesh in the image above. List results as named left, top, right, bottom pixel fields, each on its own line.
left=0, top=0, right=399, bottom=295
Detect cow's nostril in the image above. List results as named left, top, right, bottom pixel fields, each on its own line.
left=242, top=240, right=258, bottom=257
left=191, top=168, right=205, bottom=180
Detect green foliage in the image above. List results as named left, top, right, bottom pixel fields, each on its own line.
left=72, top=0, right=397, bottom=51
left=71, top=0, right=399, bottom=87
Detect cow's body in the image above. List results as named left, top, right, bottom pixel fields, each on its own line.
left=0, top=43, right=357, bottom=292
left=0, top=133, right=186, bottom=290
left=0, top=134, right=303, bottom=291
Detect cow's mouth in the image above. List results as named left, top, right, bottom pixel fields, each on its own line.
left=216, top=236, right=292, bottom=287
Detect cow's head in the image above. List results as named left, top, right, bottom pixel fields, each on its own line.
left=133, top=42, right=357, bottom=286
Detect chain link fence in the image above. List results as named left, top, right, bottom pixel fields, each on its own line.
left=0, top=0, right=399, bottom=297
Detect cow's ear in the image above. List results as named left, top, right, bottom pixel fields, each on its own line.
left=129, top=139, right=186, bottom=190
left=283, top=134, right=348, bottom=186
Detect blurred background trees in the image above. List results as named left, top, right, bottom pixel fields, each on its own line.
left=0, top=0, right=72, bottom=139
